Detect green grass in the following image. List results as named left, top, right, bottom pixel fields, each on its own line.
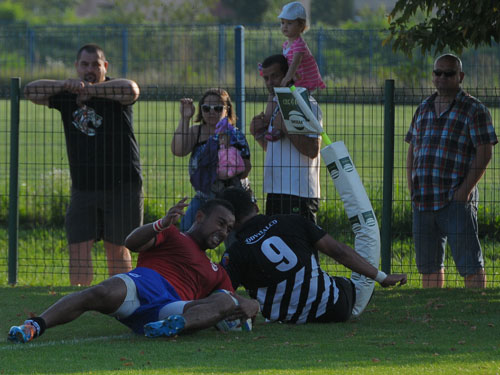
left=1, top=287, right=499, bottom=374
left=1, top=227, right=500, bottom=287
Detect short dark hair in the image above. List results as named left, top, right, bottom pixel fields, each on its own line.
left=199, top=198, right=235, bottom=217
left=261, top=54, right=289, bottom=76
left=434, top=53, right=462, bottom=71
left=76, top=43, right=106, bottom=62
left=218, top=187, right=255, bottom=223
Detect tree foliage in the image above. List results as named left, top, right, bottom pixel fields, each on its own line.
left=219, top=0, right=270, bottom=24
left=386, top=0, right=500, bottom=56
left=311, top=0, right=354, bottom=26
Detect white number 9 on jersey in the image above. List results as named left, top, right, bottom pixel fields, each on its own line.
left=261, top=236, right=298, bottom=272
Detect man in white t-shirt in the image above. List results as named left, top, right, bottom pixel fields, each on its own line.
left=251, top=54, right=321, bottom=222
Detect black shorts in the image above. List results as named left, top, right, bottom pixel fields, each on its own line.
left=311, top=277, right=356, bottom=323
left=65, top=182, right=143, bottom=245
left=265, top=193, right=319, bottom=223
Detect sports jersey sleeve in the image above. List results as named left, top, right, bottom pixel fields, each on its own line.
left=220, top=247, right=244, bottom=290
left=214, top=269, right=235, bottom=292
left=297, top=215, right=327, bottom=244
left=154, top=225, right=176, bottom=247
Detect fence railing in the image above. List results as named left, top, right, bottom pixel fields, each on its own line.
left=1, top=81, right=499, bottom=287
left=1, top=24, right=500, bottom=87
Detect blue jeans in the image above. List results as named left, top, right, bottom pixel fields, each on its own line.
left=412, top=200, right=484, bottom=276
left=180, top=195, right=206, bottom=232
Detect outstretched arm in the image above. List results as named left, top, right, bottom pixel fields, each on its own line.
left=24, top=80, right=66, bottom=106
left=80, top=78, right=140, bottom=105
left=125, top=198, right=188, bottom=252
left=315, top=234, right=407, bottom=287
left=171, top=98, right=199, bottom=157
left=280, top=52, right=304, bottom=87
left=24, top=78, right=140, bottom=106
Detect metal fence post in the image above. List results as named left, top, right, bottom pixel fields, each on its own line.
left=218, top=24, right=226, bottom=84
left=381, top=79, right=395, bottom=274
left=234, top=25, right=245, bottom=133
left=317, top=27, right=324, bottom=76
left=8, top=77, right=21, bottom=285
left=121, top=28, right=128, bottom=77
left=28, top=28, right=35, bottom=75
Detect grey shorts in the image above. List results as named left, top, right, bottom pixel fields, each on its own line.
left=65, top=182, right=144, bottom=245
left=412, top=201, right=484, bottom=276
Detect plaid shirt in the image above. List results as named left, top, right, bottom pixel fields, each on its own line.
left=405, top=90, right=497, bottom=211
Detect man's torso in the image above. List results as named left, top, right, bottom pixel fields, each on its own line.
left=49, top=82, right=142, bottom=191
left=263, top=97, right=321, bottom=198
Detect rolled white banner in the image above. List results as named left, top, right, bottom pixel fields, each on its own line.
left=321, top=141, right=380, bottom=317
left=289, top=86, right=382, bottom=318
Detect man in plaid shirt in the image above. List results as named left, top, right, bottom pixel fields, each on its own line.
left=405, top=54, right=497, bottom=288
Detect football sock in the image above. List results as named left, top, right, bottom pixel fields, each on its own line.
left=25, top=317, right=47, bottom=337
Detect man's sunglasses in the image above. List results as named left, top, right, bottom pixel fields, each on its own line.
left=201, top=104, right=226, bottom=113
left=433, top=70, right=457, bottom=77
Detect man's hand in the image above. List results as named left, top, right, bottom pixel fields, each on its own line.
left=62, top=79, right=87, bottom=93
left=160, top=197, right=189, bottom=228
left=250, top=112, right=268, bottom=139
left=230, top=294, right=260, bottom=320
left=380, top=274, right=407, bottom=288
left=179, top=98, right=196, bottom=120
left=453, top=187, right=471, bottom=202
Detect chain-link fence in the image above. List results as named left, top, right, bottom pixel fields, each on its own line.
left=1, top=24, right=499, bottom=287
left=1, top=84, right=499, bottom=287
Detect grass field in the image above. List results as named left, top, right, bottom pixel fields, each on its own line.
left=1, top=96, right=500, bottom=374
left=1, top=286, right=499, bottom=374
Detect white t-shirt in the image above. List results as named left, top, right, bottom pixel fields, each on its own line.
left=263, top=96, right=322, bottom=198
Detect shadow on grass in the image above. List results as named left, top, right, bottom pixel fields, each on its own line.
left=1, top=287, right=499, bottom=374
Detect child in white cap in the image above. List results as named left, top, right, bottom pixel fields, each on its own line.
left=278, top=1, right=326, bottom=91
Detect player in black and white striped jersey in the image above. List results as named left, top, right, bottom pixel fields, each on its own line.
left=220, top=187, right=407, bottom=324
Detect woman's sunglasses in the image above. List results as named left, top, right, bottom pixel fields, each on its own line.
left=201, top=104, right=226, bottom=113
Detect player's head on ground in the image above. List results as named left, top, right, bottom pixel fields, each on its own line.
left=75, top=43, right=108, bottom=84
left=189, top=199, right=235, bottom=249
left=218, top=187, right=258, bottom=227
left=261, top=54, right=289, bottom=92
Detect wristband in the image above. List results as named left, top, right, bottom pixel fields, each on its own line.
left=374, top=270, right=387, bottom=283
left=153, top=219, right=166, bottom=233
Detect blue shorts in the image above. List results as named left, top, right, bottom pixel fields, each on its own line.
left=412, top=201, right=484, bottom=276
left=111, top=267, right=188, bottom=334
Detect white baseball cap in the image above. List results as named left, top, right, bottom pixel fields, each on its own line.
left=278, top=2, right=307, bottom=20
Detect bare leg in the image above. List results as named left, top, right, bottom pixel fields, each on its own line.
left=465, top=268, right=486, bottom=288
left=104, top=241, right=132, bottom=276
left=69, top=240, right=95, bottom=286
left=182, top=293, right=236, bottom=332
left=422, top=269, right=445, bottom=288
left=40, top=277, right=127, bottom=329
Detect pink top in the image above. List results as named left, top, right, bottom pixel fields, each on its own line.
left=283, top=37, right=326, bottom=90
